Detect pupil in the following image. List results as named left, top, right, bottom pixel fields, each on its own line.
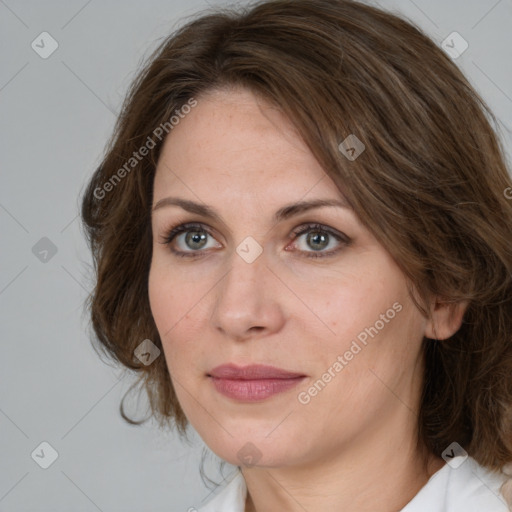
left=186, top=231, right=207, bottom=249
left=309, top=232, right=328, bottom=251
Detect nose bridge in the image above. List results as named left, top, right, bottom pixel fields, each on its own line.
left=220, top=245, right=268, bottom=309
left=210, top=243, right=283, bottom=338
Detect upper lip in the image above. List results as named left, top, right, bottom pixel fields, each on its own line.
left=208, top=364, right=306, bottom=380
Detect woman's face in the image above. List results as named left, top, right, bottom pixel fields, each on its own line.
left=149, top=87, right=431, bottom=469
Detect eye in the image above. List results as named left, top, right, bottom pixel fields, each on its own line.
left=158, top=222, right=351, bottom=259
left=288, top=223, right=350, bottom=259
left=159, top=223, right=221, bottom=258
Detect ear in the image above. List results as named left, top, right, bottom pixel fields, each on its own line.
left=424, top=299, right=468, bottom=340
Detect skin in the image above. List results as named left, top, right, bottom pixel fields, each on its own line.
left=148, top=86, right=466, bottom=512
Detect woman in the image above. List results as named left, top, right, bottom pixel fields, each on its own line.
left=81, top=0, right=512, bottom=510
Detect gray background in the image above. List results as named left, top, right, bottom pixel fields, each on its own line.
left=1, top=0, right=511, bottom=511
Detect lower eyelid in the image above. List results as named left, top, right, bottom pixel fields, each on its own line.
left=161, top=223, right=350, bottom=257
left=288, top=237, right=348, bottom=259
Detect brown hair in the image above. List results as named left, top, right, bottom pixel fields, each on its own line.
left=81, top=0, right=512, bottom=470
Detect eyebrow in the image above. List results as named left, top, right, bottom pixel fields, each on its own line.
left=152, top=196, right=351, bottom=223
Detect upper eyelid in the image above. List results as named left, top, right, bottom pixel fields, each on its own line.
left=164, top=220, right=339, bottom=234
left=161, top=221, right=348, bottom=246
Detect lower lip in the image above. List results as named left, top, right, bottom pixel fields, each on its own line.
left=209, top=376, right=305, bottom=401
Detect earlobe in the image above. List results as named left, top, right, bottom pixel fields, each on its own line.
left=424, top=299, right=469, bottom=340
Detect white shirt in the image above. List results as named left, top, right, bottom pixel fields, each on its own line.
left=196, top=456, right=510, bottom=511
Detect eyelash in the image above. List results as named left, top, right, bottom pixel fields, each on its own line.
left=158, top=222, right=351, bottom=259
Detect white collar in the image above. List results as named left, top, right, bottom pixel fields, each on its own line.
left=197, top=470, right=247, bottom=511
left=196, top=457, right=510, bottom=511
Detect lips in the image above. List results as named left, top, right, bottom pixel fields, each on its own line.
left=207, top=364, right=306, bottom=401
left=208, top=364, right=305, bottom=380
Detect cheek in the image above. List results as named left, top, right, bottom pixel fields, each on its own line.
left=148, top=260, right=208, bottom=373
left=311, top=270, right=423, bottom=393
left=148, top=257, right=195, bottom=331
left=304, top=303, right=426, bottom=430
left=318, top=268, right=405, bottom=343
left=148, top=262, right=186, bottom=363
left=148, top=264, right=171, bottom=332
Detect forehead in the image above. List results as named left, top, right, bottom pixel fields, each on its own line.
left=153, top=87, right=342, bottom=203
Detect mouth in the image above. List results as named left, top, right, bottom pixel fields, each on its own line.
left=207, top=364, right=307, bottom=402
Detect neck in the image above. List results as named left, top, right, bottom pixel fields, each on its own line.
left=242, top=414, right=445, bottom=512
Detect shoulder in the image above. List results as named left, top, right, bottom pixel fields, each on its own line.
left=195, top=470, right=247, bottom=512
left=402, top=456, right=511, bottom=512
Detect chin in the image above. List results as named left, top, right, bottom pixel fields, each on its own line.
left=196, top=423, right=311, bottom=469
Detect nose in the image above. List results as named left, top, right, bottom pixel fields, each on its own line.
left=210, top=247, right=286, bottom=342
